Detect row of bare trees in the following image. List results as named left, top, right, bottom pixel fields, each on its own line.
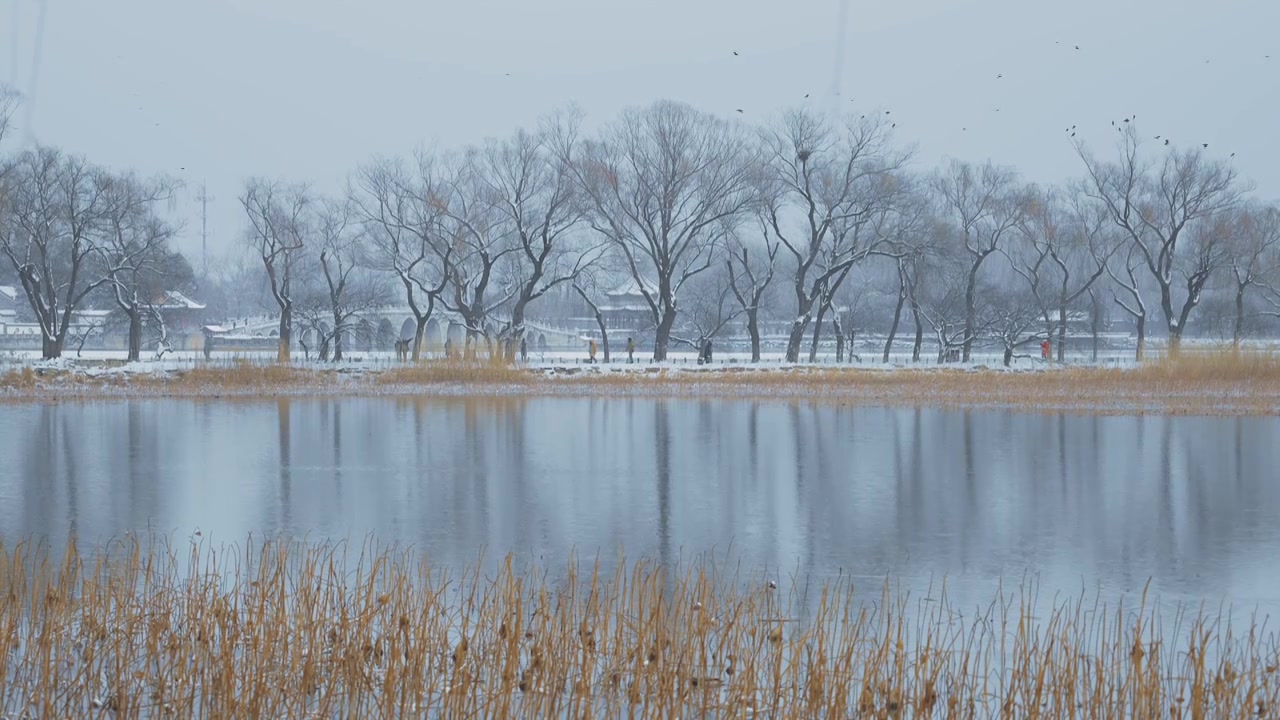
left=7, top=89, right=1280, bottom=364
left=1, top=92, right=192, bottom=360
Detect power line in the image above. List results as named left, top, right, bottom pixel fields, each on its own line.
left=194, top=182, right=215, bottom=277
left=22, top=0, right=48, bottom=145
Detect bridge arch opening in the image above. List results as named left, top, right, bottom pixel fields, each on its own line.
left=425, top=318, right=443, bottom=351
left=376, top=318, right=395, bottom=351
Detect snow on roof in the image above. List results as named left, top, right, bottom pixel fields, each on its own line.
left=155, top=290, right=206, bottom=310
left=0, top=285, right=16, bottom=301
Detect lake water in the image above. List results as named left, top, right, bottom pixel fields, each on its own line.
left=2, top=398, right=1278, bottom=615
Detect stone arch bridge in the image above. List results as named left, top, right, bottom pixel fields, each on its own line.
left=229, top=308, right=584, bottom=353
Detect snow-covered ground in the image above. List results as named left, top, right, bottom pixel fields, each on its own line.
left=0, top=348, right=1140, bottom=373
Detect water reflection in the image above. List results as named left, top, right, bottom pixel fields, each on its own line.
left=0, top=399, right=1278, bottom=611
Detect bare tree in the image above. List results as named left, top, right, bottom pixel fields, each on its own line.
left=918, top=257, right=993, bottom=363
left=305, top=198, right=389, bottom=362
left=565, top=100, right=758, bottom=360
left=931, top=159, right=1029, bottom=362
left=1220, top=201, right=1280, bottom=347
left=726, top=220, right=779, bottom=362
left=1077, top=126, right=1246, bottom=350
left=760, top=108, right=910, bottom=362
left=0, top=148, right=113, bottom=359
left=478, top=120, right=602, bottom=359
left=241, top=179, right=308, bottom=363
left=572, top=278, right=610, bottom=364
left=988, top=286, right=1044, bottom=367
left=830, top=268, right=871, bottom=362
left=1008, top=186, right=1116, bottom=362
left=1107, top=247, right=1149, bottom=361
left=351, top=157, right=449, bottom=361
left=673, top=260, right=743, bottom=356
left=434, top=149, right=519, bottom=357
left=96, top=172, right=182, bottom=361
left=874, top=232, right=935, bottom=364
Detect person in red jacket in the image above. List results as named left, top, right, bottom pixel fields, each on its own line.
left=1041, top=338, right=1051, bottom=361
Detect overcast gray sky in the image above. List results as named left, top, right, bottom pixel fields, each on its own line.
left=3, top=0, right=1278, bottom=262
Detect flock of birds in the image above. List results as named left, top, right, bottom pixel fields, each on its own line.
left=726, top=43, right=1270, bottom=158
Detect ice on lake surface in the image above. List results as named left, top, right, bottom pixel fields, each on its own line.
left=1, top=398, right=1278, bottom=615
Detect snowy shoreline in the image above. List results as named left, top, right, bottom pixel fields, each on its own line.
left=2, top=356, right=1277, bottom=416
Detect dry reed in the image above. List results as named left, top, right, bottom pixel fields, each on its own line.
left=0, top=536, right=1277, bottom=718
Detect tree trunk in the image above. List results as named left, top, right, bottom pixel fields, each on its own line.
left=809, top=302, right=829, bottom=363
left=1233, top=284, right=1246, bottom=349
left=275, top=307, right=292, bottom=364
left=591, top=308, right=610, bottom=364
left=884, top=288, right=906, bottom=363
left=1056, top=303, right=1067, bottom=363
left=411, top=316, right=427, bottom=362
left=746, top=308, right=761, bottom=362
left=833, top=317, right=844, bottom=363
left=963, top=266, right=979, bottom=362
left=910, top=300, right=924, bottom=363
left=784, top=320, right=807, bottom=363
left=1168, top=326, right=1182, bottom=355
left=1135, top=316, right=1146, bottom=362
left=332, top=306, right=344, bottom=363
left=653, top=309, right=675, bottom=361
left=1003, top=346, right=1013, bottom=367
left=1090, top=294, right=1101, bottom=363
left=126, top=310, right=142, bottom=362
left=42, top=332, right=62, bottom=360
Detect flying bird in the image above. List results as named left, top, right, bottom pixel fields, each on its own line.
left=1123, top=118, right=1129, bottom=123
left=885, top=110, right=891, bottom=114
left=804, top=93, right=810, bottom=98
left=1202, top=143, right=1209, bottom=148
left=732, top=51, right=739, bottom=56
left=1231, top=152, right=1236, bottom=157
left=736, top=109, right=744, bottom=113
left=1075, top=45, right=1080, bottom=50
left=1164, top=139, right=1170, bottom=146
left=997, top=74, right=1003, bottom=78
left=1071, top=132, right=1076, bottom=137
left=1155, top=135, right=1161, bottom=139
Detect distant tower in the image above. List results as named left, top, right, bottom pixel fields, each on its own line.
left=195, top=182, right=214, bottom=277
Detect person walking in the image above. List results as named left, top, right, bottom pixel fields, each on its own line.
left=1041, top=338, right=1051, bottom=362
left=588, top=338, right=598, bottom=364
left=626, top=337, right=636, bottom=364
left=520, top=336, right=528, bottom=363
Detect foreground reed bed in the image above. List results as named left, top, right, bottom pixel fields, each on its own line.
left=0, top=537, right=1277, bottom=718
